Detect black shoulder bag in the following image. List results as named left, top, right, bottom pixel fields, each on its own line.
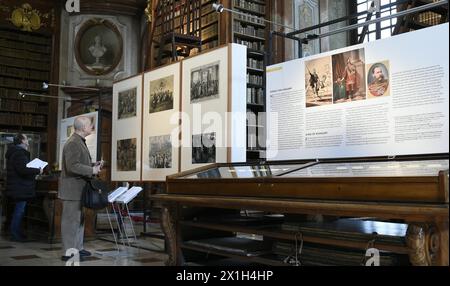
left=82, top=178, right=109, bottom=210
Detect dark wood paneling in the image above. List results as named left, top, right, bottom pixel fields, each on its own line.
left=0, top=0, right=61, bottom=166
left=78, top=0, right=147, bottom=16
left=48, top=0, right=62, bottom=168
left=167, top=177, right=444, bottom=203
left=152, top=194, right=449, bottom=222
left=219, top=0, right=231, bottom=45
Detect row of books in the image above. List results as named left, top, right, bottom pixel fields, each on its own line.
left=201, top=23, right=218, bottom=41
left=0, top=99, right=20, bottom=112
left=247, top=87, right=264, bottom=105
left=234, top=13, right=265, bottom=26
left=201, top=10, right=218, bottom=27
left=247, top=58, right=264, bottom=70
left=23, top=101, right=48, bottom=113
left=0, top=38, right=51, bottom=54
left=0, top=30, right=52, bottom=45
left=0, top=88, right=46, bottom=102
left=156, top=10, right=216, bottom=36
left=202, top=39, right=218, bottom=51
left=0, top=46, right=51, bottom=63
left=0, top=65, right=49, bottom=81
left=233, top=22, right=265, bottom=38
left=0, top=76, right=44, bottom=90
left=235, top=38, right=265, bottom=52
left=157, top=2, right=209, bottom=22
left=234, top=0, right=266, bottom=14
left=246, top=109, right=264, bottom=150
left=0, top=56, right=51, bottom=71
left=0, top=112, right=46, bottom=127
left=247, top=73, right=263, bottom=85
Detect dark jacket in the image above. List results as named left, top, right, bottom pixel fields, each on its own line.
left=5, top=145, right=40, bottom=200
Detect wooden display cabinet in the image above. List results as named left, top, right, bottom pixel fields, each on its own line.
left=153, top=156, right=449, bottom=266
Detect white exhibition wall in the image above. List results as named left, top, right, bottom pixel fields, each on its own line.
left=180, top=44, right=247, bottom=171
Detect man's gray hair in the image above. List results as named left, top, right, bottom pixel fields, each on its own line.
left=73, top=116, right=91, bottom=131
left=372, top=64, right=382, bottom=73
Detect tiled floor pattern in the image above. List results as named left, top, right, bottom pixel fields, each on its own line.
left=0, top=235, right=167, bottom=266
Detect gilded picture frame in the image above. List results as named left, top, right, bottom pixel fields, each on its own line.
left=75, top=18, right=123, bottom=76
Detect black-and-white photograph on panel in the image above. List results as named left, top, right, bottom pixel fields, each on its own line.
left=117, top=138, right=137, bottom=171
left=149, top=75, right=174, bottom=113
left=118, top=87, right=137, bottom=119
left=190, top=61, right=220, bottom=103
left=192, top=132, right=216, bottom=164
left=149, top=135, right=172, bottom=169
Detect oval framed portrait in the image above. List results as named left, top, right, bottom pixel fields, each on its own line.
left=367, top=62, right=390, bottom=98
left=75, top=18, right=123, bottom=76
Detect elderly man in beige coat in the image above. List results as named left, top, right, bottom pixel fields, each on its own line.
left=59, top=116, right=102, bottom=261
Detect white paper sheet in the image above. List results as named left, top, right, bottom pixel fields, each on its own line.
left=115, top=186, right=143, bottom=204
left=108, top=187, right=129, bottom=203
left=26, top=158, right=48, bottom=169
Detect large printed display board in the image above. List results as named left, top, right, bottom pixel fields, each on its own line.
left=266, top=23, right=449, bottom=161
left=59, top=111, right=98, bottom=169
left=111, top=44, right=248, bottom=181
left=112, top=74, right=143, bottom=181
left=180, top=44, right=247, bottom=171
left=142, top=62, right=181, bottom=181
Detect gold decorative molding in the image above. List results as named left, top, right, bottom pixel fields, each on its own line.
left=7, top=3, right=47, bottom=32
left=160, top=205, right=178, bottom=266
left=145, top=0, right=152, bottom=23
left=406, top=223, right=440, bottom=266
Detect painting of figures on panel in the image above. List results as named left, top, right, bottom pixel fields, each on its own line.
left=149, top=75, right=174, bottom=113
left=118, top=88, right=137, bottom=119
left=149, top=135, right=172, bottom=169
left=117, top=138, right=137, bottom=171
left=305, top=56, right=333, bottom=108
left=331, top=48, right=366, bottom=104
left=192, top=132, right=216, bottom=164
left=190, top=62, right=220, bottom=103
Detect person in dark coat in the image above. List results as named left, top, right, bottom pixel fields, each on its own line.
left=5, top=133, right=42, bottom=241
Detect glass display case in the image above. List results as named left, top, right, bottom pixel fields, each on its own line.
left=167, top=158, right=449, bottom=203
left=154, top=156, right=449, bottom=266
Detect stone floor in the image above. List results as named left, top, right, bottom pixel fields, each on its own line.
left=0, top=234, right=167, bottom=266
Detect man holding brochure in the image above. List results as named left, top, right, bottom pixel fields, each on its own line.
left=5, top=134, right=43, bottom=242
left=59, top=116, right=102, bottom=262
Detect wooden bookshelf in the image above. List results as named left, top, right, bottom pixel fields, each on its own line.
left=0, top=26, right=53, bottom=162
left=151, top=0, right=220, bottom=66
left=231, top=0, right=268, bottom=161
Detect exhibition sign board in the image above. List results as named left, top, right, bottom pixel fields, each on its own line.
left=59, top=111, right=98, bottom=169
left=111, top=74, right=143, bottom=181
left=142, top=62, right=181, bottom=181
left=180, top=44, right=247, bottom=171
left=266, top=23, right=449, bottom=161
